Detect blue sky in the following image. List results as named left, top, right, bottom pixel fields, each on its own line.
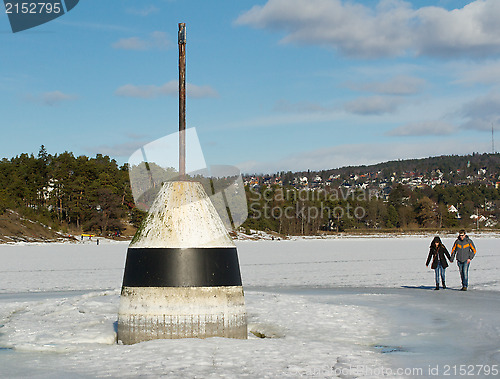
left=1, top=0, right=499, bottom=174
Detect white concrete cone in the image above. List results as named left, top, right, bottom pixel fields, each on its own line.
left=117, top=181, right=247, bottom=344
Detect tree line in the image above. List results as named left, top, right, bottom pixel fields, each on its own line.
left=0, top=146, right=144, bottom=235
left=242, top=183, right=500, bottom=234
left=0, top=147, right=498, bottom=236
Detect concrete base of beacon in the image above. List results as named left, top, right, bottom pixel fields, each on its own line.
left=117, top=181, right=247, bottom=344
left=118, top=286, right=246, bottom=344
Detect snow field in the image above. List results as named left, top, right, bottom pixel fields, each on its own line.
left=0, top=235, right=498, bottom=378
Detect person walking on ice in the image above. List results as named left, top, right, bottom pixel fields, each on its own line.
left=426, top=236, right=452, bottom=290
left=450, top=229, right=477, bottom=291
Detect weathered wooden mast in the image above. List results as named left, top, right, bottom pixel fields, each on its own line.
left=178, top=23, right=186, bottom=179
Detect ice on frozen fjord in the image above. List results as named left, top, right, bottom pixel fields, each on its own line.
left=0, top=235, right=498, bottom=377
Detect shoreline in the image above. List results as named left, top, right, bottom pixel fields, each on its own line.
left=1, top=230, right=499, bottom=245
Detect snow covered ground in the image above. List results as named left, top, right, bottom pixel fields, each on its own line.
left=0, top=235, right=499, bottom=378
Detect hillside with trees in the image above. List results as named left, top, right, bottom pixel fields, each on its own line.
left=0, top=148, right=498, bottom=240
left=0, top=146, right=143, bottom=239
left=242, top=153, right=500, bottom=235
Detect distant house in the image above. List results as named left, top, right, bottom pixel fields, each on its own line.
left=470, top=214, right=487, bottom=223
left=448, top=205, right=461, bottom=219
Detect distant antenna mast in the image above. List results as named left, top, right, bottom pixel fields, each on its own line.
left=492, top=123, right=495, bottom=154
left=178, top=23, right=186, bottom=179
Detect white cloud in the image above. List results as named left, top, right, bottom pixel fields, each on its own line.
left=186, top=83, right=219, bottom=99
left=460, top=91, right=500, bottom=131
left=217, top=110, right=345, bottom=131
left=350, top=75, right=426, bottom=95
left=461, top=91, right=500, bottom=119
left=236, top=0, right=412, bottom=58
left=86, top=140, right=150, bottom=159
left=414, top=1, right=500, bottom=58
left=112, top=37, right=148, bottom=50
left=25, top=91, right=77, bottom=106
left=273, top=99, right=330, bottom=113
left=237, top=138, right=490, bottom=173
left=112, top=31, right=170, bottom=51
left=115, top=80, right=218, bottom=99
left=387, top=120, right=458, bottom=136
left=235, top=0, right=500, bottom=59
left=454, top=60, right=500, bottom=85
left=344, top=95, right=402, bottom=115
left=384, top=91, right=500, bottom=136
left=462, top=118, right=499, bottom=132
left=56, top=20, right=132, bottom=32
left=236, top=160, right=262, bottom=174
left=126, top=5, right=159, bottom=16
left=115, top=82, right=176, bottom=98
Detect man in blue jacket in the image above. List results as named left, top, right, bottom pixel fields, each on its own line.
left=450, top=229, right=477, bottom=291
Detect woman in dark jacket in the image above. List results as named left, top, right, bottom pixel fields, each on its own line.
left=426, top=236, right=452, bottom=290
